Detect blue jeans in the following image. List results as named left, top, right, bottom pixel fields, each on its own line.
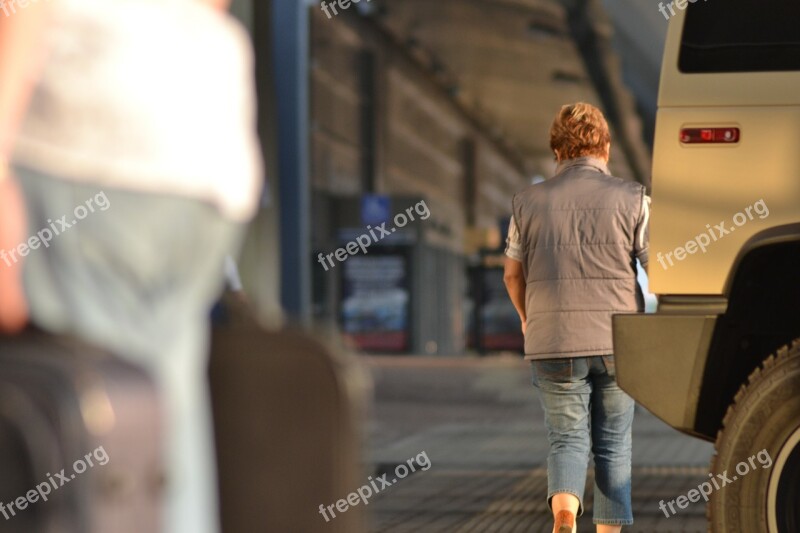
left=531, top=356, right=634, bottom=526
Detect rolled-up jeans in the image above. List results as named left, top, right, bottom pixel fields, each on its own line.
left=15, top=165, right=243, bottom=533
left=531, top=356, right=634, bottom=526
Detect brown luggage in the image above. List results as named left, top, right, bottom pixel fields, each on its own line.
left=209, top=298, right=369, bottom=533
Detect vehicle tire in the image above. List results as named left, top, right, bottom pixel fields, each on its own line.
left=709, top=339, right=800, bottom=533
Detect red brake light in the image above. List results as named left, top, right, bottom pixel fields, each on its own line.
left=680, top=127, right=740, bottom=144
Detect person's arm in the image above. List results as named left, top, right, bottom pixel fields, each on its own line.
left=0, top=160, right=28, bottom=332
left=503, top=257, right=526, bottom=333
left=0, top=3, right=52, bottom=332
left=0, top=2, right=51, bottom=155
left=503, top=215, right=527, bottom=334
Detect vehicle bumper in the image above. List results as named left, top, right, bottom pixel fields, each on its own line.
left=612, top=312, right=718, bottom=440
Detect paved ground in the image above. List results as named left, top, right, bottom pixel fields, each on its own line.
left=364, top=355, right=714, bottom=532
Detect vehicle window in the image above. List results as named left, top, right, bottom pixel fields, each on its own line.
left=679, top=0, right=800, bottom=73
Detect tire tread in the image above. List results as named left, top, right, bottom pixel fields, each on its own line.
left=707, top=338, right=800, bottom=532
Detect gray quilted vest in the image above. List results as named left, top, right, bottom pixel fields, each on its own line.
left=511, top=157, right=646, bottom=360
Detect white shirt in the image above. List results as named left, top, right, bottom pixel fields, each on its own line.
left=223, top=255, right=243, bottom=292
left=13, top=0, right=262, bottom=221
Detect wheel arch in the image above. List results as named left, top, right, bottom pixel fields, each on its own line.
left=694, top=223, right=800, bottom=437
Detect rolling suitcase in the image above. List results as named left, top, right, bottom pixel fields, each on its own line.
left=0, top=327, right=163, bottom=533
left=209, top=295, right=370, bottom=533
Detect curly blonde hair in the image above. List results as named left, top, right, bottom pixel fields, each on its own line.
left=549, top=102, right=610, bottom=161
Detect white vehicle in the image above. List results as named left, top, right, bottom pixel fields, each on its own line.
left=612, top=1, right=800, bottom=531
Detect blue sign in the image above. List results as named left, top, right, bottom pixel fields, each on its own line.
left=361, top=195, right=391, bottom=226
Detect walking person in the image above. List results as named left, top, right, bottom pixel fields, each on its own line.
left=503, top=103, right=650, bottom=532
left=0, top=1, right=262, bottom=532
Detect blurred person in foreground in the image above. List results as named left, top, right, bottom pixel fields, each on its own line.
left=503, top=103, right=649, bottom=533
left=0, top=0, right=262, bottom=531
